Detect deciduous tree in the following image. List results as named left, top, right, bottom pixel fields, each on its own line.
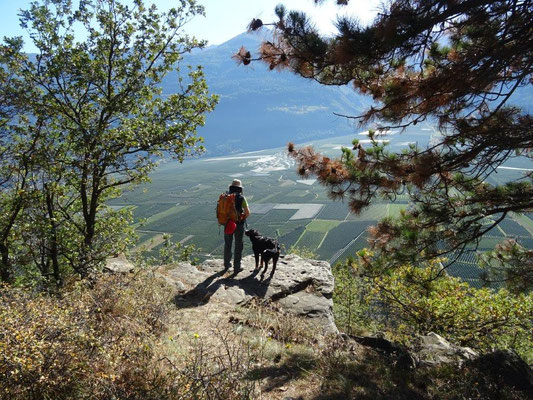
left=0, top=40, right=42, bottom=283
left=0, top=0, right=217, bottom=283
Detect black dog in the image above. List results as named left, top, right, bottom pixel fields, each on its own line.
left=245, top=229, right=280, bottom=278
left=260, top=245, right=280, bottom=279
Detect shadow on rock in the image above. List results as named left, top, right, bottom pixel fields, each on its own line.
left=175, top=267, right=272, bottom=309
left=166, top=255, right=337, bottom=333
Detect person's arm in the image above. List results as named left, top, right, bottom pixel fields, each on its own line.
left=242, top=205, right=250, bottom=220
left=241, top=197, right=250, bottom=220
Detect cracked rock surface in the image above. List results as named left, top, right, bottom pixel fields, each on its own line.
left=160, top=254, right=337, bottom=334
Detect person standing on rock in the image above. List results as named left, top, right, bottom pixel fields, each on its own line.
left=223, top=179, right=250, bottom=273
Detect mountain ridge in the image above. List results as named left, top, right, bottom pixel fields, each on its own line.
left=162, top=31, right=372, bottom=155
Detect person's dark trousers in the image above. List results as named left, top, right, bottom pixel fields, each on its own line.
left=224, top=221, right=245, bottom=271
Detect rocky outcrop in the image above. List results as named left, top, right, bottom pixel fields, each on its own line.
left=472, top=350, right=533, bottom=392
left=412, top=332, right=478, bottom=367
left=345, top=333, right=416, bottom=369
left=344, top=332, right=479, bottom=369
left=104, top=254, right=135, bottom=273
left=161, top=254, right=337, bottom=334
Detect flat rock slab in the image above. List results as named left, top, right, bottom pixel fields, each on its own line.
left=104, top=254, right=135, bottom=273
left=162, top=255, right=337, bottom=334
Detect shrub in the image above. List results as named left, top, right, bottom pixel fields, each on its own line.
left=333, top=256, right=533, bottom=362
left=288, top=245, right=318, bottom=259
left=131, top=233, right=199, bottom=267
left=168, top=325, right=257, bottom=399
left=332, top=261, right=378, bottom=336
left=0, top=272, right=176, bottom=400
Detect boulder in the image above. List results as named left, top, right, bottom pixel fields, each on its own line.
left=413, top=332, right=478, bottom=367
left=347, top=332, right=479, bottom=369
left=472, top=350, right=533, bottom=392
left=104, top=254, right=135, bottom=273
left=162, top=254, right=337, bottom=334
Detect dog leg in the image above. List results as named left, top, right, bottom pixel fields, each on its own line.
left=270, top=256, right=278, bottom=279
left=260, top=259, right=269, bottom=280
left=270, top=255, right=279, bottom=278
left=254, top=252, right=259, bottom=269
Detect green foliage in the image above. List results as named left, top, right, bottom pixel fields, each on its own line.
left=480, top=239, right=533, bottom=294
left=0, top=0, right=217, bottom=284
left=333, top=254, right=533, bottom=362
left=132, top=233, right=199, bottom=266
left=332, top=261, right=377, bottom=335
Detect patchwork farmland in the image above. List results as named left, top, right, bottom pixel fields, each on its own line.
left=111, top=128, right=533, bottom=287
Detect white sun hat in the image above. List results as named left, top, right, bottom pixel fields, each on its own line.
left=230, top=179, right=243, bottom=188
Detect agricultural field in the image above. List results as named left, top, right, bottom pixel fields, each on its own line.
left=112, top=127, right=533, bottom=287
left=446, top=251, right=486, bottom=289
left=497, top=218, right=531, bottom=238
left=294, top=230, right=326, bottom=252
left=317, top=203, right=350, bottom=220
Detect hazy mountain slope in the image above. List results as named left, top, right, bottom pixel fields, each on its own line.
left=161, top=32, right=372, bottom=155
left=161, top=32, right=533, bottom=156
left=24, top=31, right=530, bottom=156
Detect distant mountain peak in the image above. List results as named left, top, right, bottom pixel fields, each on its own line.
left=212, top=29, right=272, bottom=52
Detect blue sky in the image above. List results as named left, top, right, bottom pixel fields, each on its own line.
left=0, top=0, right=379, bottom=52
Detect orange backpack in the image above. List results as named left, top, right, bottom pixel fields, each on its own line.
left=216, top=193, right=239, bottom=225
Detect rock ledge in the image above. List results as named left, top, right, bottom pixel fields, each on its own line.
left=161, top=254, right=337, bottom=334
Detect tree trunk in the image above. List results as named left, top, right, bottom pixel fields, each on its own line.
left=38, top=238, right=49, bottom=278
left=0, top=242, right=12, bottom=283
left=45, top=189, right=62, bottom=286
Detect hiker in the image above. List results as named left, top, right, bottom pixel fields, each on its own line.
left=223, top=179, right=250, bottom=272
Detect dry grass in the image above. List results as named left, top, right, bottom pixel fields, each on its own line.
left=0, top=272, right=175, bottom=400
left=234, top=298, right=320, bottom=345
left=2, top=272, right=531, bottom=400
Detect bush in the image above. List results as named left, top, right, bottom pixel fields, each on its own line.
left=169, top=325, right=257, bottom=399
left=332, top=261, right=378, bottom=336
left=131, top=233, right=199, bottom=267
left=0, top=273, right=176, bottom=400
left=0, top=272, right=262, bottom=400
left=288, top=245, right=318, bottom=259
left=333, top=255, right=533, bottom=363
